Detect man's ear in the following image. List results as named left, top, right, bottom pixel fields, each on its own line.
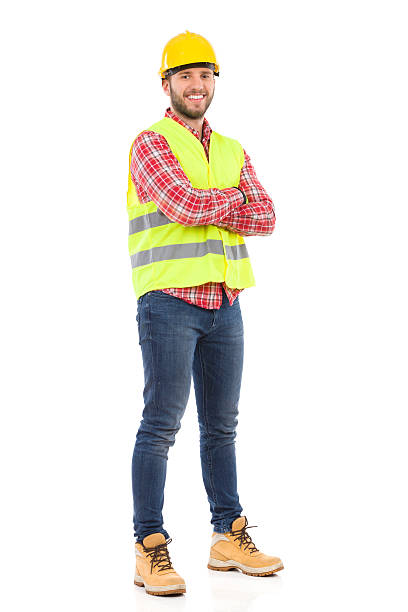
left=162, top=77, right=170, bottom=96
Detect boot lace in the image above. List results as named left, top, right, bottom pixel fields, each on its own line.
left=230, top=520, right=260, bottom=554
left=143, top=537, right=174, bottom=573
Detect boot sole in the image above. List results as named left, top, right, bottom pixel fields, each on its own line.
left=134, top=574, right=186, bottom=596
left=207, top=557, right=284, bottom=576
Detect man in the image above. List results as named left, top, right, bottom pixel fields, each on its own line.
left=127, top=30, right=283, bottom=597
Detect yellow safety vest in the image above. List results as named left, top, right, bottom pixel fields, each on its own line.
left=127, top=117, right=256, bottom=300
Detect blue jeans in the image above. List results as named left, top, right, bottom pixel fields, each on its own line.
left=132, top=285, right=244, bottom=542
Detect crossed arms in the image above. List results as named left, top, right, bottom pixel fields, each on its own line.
left=130, top=131, right=276, bottom=237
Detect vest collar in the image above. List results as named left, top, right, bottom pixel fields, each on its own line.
left=164, top=107, right=212, bottom=146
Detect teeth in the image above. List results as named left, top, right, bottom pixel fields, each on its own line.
left=188, top=95, right=204, bottom=99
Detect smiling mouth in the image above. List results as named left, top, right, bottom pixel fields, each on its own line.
left=186, top=95, right=206, bottom=102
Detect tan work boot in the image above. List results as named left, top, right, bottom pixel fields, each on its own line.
left=207, top=516, right=284, bottom=576
left=134, top=533, right=186, bottom=596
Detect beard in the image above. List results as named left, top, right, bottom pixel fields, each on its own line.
left=168, top=81, right=214, bottom=119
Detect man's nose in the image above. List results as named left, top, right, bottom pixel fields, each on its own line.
left=189, top=75, right=206, bottom=89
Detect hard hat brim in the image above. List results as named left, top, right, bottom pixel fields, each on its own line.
left=161, top=62, right=219, bottom=79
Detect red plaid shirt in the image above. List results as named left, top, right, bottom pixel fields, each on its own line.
left=130, top=107, right=276, bottom=309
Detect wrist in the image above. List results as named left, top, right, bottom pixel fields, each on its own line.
left=234, top=186, right=247, bottom=205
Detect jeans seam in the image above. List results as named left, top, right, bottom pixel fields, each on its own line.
left=198, top=342, right=223, bottom=530
left=146, top=299, right=159, bottom=417
left=140, top=297, right=158, bottom=417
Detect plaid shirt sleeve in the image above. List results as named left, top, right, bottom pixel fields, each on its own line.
left=215, top=149, right=276, bottom=237
left=130, top=131, right=244, bottom=226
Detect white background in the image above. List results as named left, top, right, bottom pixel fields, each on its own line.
left=1, top=1, right=407, bottom=610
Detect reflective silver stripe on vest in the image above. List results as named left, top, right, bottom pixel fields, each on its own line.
left=131, top=240, right=249, bottom=268
left=130, top=214, right=249, bottom=262
left=131, top=240, right=224, bottom=268
left=129, top=210, right=173, bottom=235
left=225, top=243, right=249, bottom=260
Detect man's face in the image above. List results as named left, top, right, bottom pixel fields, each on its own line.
left=162, top=67, right=215, bottom=119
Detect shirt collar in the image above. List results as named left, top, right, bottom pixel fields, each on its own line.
left=164, top=107, right=212, bottom=146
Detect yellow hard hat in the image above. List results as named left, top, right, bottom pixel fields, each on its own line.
left=159, top=30, right=220, bottom=79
